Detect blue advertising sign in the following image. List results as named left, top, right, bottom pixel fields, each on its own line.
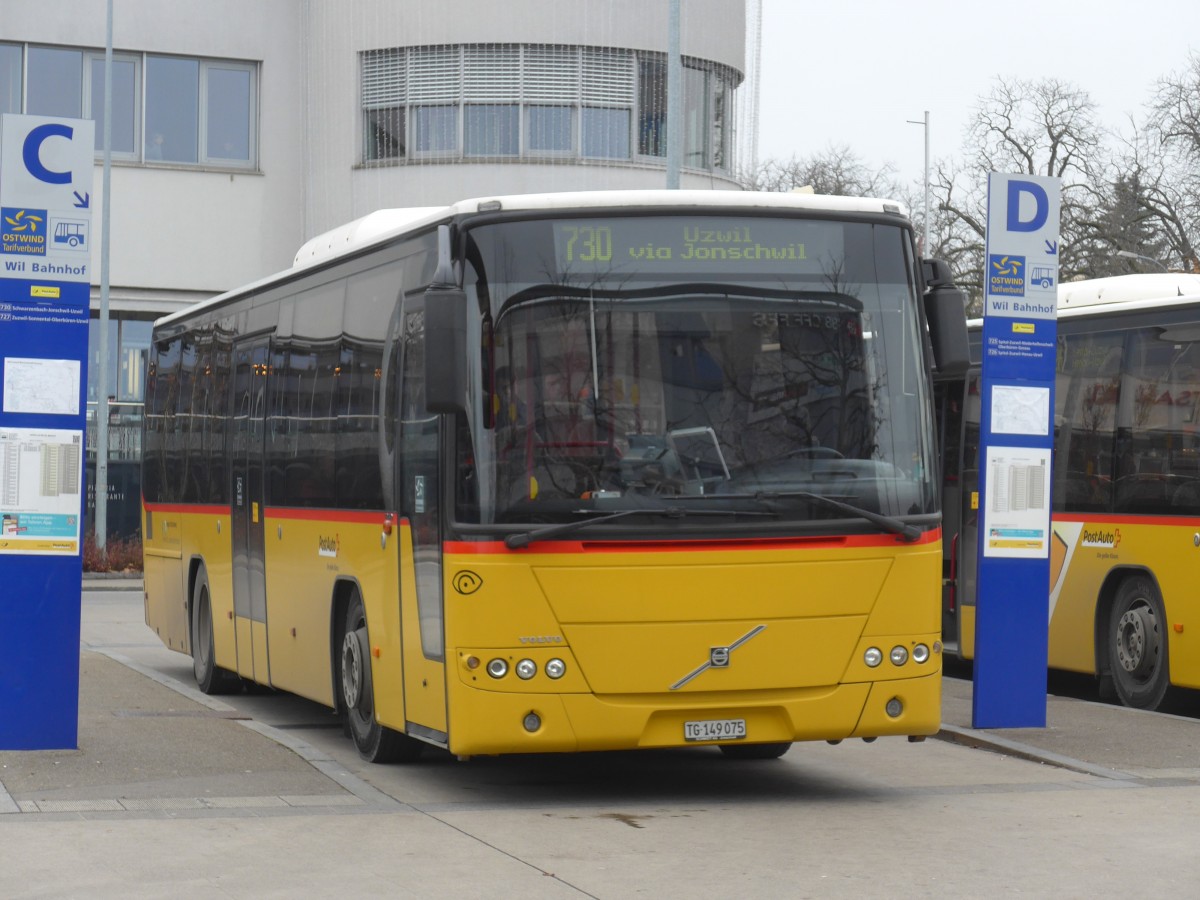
left=0, top=114, right=94, bottom=750
left=973, top=173, right=1060, bottom=729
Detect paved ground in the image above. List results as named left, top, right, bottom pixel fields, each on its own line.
left=3, top=578, right=1200, bottom=898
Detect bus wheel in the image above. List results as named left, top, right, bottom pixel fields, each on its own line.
left=340, top=592, right=423, bottom=763
left=1107, top=576, right=1170, bottom=710
left=191, top=569, right=240, bottom=695
left=718, top=742, right=791, bottom=760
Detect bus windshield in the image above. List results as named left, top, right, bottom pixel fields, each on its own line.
left=459, top=214, right=936, bottom=531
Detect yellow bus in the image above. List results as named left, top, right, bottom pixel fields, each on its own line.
left=142, top=190, right=969, bottom=762
left=939, top=272, right=1200, bottom=710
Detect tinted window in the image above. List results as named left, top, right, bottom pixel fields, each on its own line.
left=27, top=46, right=81, bottom=117
left=0, top=43, right=20, bottom=116
left=143, top=337, right=182, bottom=503
left=90, top=57, right=137, bottom=154
left=336, top=266, right=402, bottom=509
left=206, top=65, right=251, bottom=161
left=146, top=56, right=199, bottom=163
left=1115, top=327, right=1200, bottom=514
left=268, top=282, right=345, bottom=507
left=1054, top=330, right=1122, bottom=513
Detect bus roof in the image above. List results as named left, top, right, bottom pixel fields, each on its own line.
left=1058, top=273, right=1200, bottom=309
left=158, top=190, right=909, bottom=330
left=966, top=279, right=1200, bottom=334
left=292, top=189, right=909, bottom=269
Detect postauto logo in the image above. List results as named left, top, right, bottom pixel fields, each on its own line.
left=2, top=207, right=48, bottom=256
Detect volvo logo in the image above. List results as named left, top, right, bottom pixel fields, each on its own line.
left=670, top=625, right=766, bottom=690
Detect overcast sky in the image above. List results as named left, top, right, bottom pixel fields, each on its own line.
left=757, top=0, right=1199, bottom=190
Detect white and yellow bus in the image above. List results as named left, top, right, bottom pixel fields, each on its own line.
left=940, top=272, right=1200, bottom=709
left=142, top=190, right=969, bottom=762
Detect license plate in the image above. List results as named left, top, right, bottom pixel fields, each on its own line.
left=684, top=718, right=746, bottom=742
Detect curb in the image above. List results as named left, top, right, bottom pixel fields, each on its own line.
left=934, top=723, right=1140, bottom=782
left=82, top=576, right=144, bottom=591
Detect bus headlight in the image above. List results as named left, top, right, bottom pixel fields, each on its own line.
left=515, top=659, right=537, bottom=680
left=890, top=645, right=909, bottom=666
left=912, top=643, right=930, bottom=664
left=864, top=647, right=883, bottom=668
left=486, top=658, right=508, bottom=678
left=545, top=658, right=566, bottom=679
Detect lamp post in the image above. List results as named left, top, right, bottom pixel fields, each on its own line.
left=907, top=111, right=930, bottom=255
left=666, top=0, right=681, bottom=189
left=1116, top=250, right=1168, bottom=272
left=96, top=0, right=113, bottom=550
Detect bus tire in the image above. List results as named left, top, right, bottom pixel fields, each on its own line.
left=191, top=569, right=240, bottom=695
left=1107, top=575, right=1170, bottom=710
left=718, top=741, right=791, bottom=760
left=340, top=591, right=423, bottom=763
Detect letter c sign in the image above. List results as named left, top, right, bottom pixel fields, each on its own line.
left=1006, top=180, right=1049, bottom=233
left=23, top=123, right=74, bottom=185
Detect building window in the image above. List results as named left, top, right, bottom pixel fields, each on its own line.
left=4, top=43, right=257, bottom=169
left=365, top=107, right=405, bottom=160
left=413, top=105, right=458, bottom=154
left=637, top=58, right=667, bottom=157
left=465, top=104, right=518, bottom=156
left=88, top=315, right=155, bottom=405
left=90, top=56, right=139, bottom=156
left=582, top=107, right=630, bottom=159
left=0, top=43, right=20, bottom=115
left=682, top=64, right=708, bottom=169
left=146, top=56, right=199, bottom=163
left=527, top=105, right=574, bottom=154
left=27, top=46, right=83, bottom=117
left=206, top=65, right=253, bottom=162
left=359, top=43, right=739, bottom=173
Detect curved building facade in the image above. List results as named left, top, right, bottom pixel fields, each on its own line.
left=301, top=0, right=749, bottom=233
left=2, top=0, right=755, bottom=538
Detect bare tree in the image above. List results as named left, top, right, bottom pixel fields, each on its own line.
left=1139, top=53, right=1200, bottom=272
left=934, top=77, right=1106, bottom=310
left=743, top=144, right=901, bottom=197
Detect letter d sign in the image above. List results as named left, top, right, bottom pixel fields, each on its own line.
left=1006, top=180, right=1049, bottom=233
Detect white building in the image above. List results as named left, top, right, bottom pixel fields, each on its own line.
left=1, top=0, right=755, bottom=534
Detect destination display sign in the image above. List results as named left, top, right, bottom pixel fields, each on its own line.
left=552, top=217, right=845, bottom=275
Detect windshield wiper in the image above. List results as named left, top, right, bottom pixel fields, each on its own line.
left=729, top=490, right=923, bottom=542
left=504, top=506, right=775, bottom=550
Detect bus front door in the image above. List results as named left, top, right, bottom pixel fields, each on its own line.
left=396, top=301, right=448, bottom=743
left=230, top=336, right=271, bottom=684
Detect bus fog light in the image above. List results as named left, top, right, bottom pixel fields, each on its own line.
left=886, top=697, right=903, bottom=718
left=864, top=647, right=883, bottom=668
left=912, top=643, right=930, bottom=664
left=486, top=658, right=508, bottom=678
left=515, top=659, right=537, bottom=680
left=890, top=645, right=909, bottom=666
left=523, top=712, right=541, bottom=732
left=545, top=658, right=566, bottom=679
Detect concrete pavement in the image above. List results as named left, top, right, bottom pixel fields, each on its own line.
left=3, top=577, right=1200, bottom=897
left=8, top=577, right=1195, bottom=814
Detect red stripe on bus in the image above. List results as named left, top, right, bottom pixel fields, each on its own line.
left=446, top=528, right=939, bottom=554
